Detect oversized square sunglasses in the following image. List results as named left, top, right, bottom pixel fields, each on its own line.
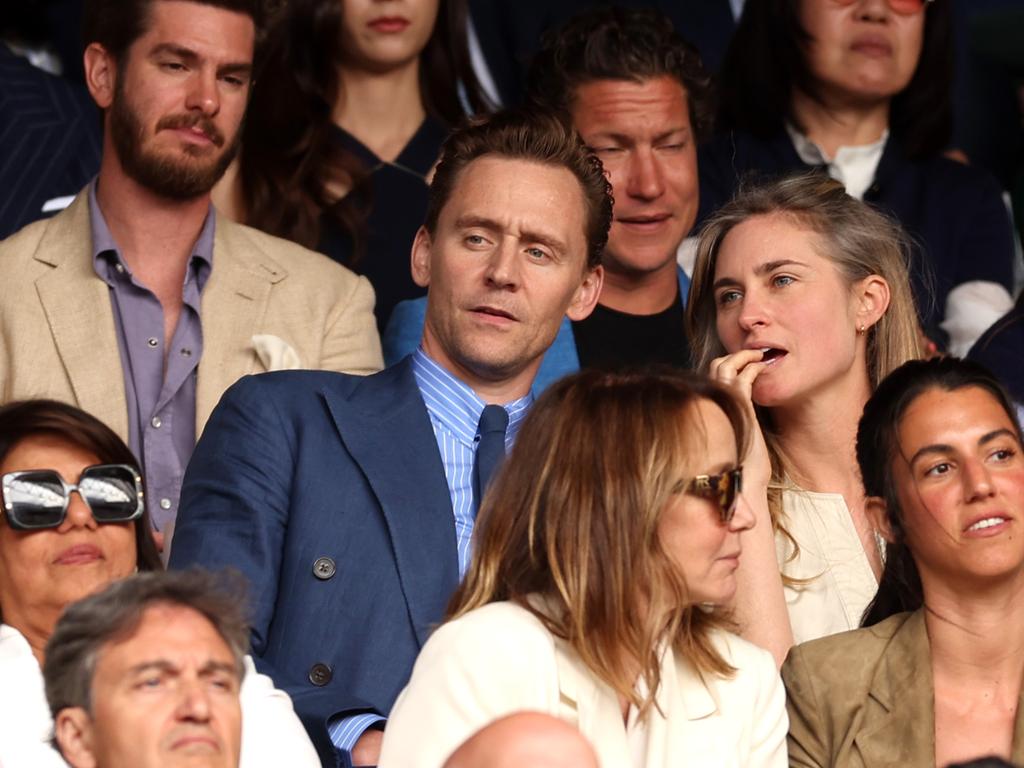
left=1, top=464, right=144, bottom=530
left=684, top=466, right=743, bottom=523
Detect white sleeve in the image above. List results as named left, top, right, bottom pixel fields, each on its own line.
left=378, top=606, right=559, bottom=768
left=238, top=655, right=320, bottom=768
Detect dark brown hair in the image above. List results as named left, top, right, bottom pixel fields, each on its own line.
left=0, top=400, right=162, bottom=574
left=425, top=109, right=612, bottom=271
left=526, top=6, right=714, bottom=144
left=82, top=0, right=263, bottom=60
left=858, top=358, right=1023, bottom=626
left=451, top=369, right=749, bottom=715
left=237, top=0, right=490, bottom=261
left=716, top=0, right=952, bottom=159
left=44, top=569, right=250, bottom=718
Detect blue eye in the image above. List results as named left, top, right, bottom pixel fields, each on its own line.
left=717, top=290, right=741, bottom=306
left=772, top=275, right=794, bottom=287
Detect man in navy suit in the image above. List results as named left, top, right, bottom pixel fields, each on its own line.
left=169, top=109, right=608, bottom=767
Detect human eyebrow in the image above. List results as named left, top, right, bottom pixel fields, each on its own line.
left=712, top=260, right=809, bottom=291
left=149, top=43, right=200, bottom=63
left=454, top=215, right=501, bottom=233
left=519, top=228, right=567, bottom=256
left=128, top=660, right=177, bottom=677
left=907, top=443, right=954, bottom=468
left=199, top=660, right=242, bottom=681
left=979, top=428, right=1020, bottom=447
left=218, top=62, right=253, bottom=80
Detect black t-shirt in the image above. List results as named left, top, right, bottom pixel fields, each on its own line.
left=571, top=289, right=692, bottom=371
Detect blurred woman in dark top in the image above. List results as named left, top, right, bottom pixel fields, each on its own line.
left=700, top=0, right=1016, bottom=355
left=217, top=0, right=490, bottom=330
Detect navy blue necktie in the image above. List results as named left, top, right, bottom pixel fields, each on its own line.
left=473, top=404, right=509, bottom=511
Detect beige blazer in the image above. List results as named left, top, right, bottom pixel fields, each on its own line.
left=378, top=601, right=788, bottom=768
left=782, top=610, right=1024, bottom=767
left=0, top=192, right=383, bottom=441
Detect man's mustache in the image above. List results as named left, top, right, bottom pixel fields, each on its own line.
left=156, top=114, right=226, bottom=147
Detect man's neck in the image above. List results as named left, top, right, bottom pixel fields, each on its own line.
left=95, top=155, right=210, bottom=278
left=597, top=260, right=678, bottom=315
left=419, top=337, right=536, bottom=405
left=790, top=87, right=890, bottom=159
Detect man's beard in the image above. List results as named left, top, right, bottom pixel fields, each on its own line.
left=109, top=78, right=242, bottom=200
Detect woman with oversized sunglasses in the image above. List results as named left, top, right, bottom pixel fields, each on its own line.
left=700, top=0, right=1014, bottom=357
left=376, top=369, right=787, bottom=767
left=783, top=357, right=1024, bottom=766
left=0, top=399, right=320, bottom=768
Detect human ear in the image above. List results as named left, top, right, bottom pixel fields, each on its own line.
left=410, top=226, right=432, bottom=288
left=565, top=265, right=604, bottom=322
left=83, top=43, right=116, bottom=110
left=54, top=708, right=100, bottom=768
left=853, top=274, right=891, bottom=333
left=865, top=496, right=895, bottom=543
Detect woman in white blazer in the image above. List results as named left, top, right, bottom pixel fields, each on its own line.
left=379, top=369, right=788, bottom=768
left=0, top=400, right=319, bottom=768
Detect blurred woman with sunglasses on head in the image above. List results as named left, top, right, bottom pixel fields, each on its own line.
left=0, top=400, right=319, bottom=768
left=783, top=357, right=1024, bottom=767
left=377, top=369, right=787, bottom=768
left=700, top=0, right=1015, bottom=356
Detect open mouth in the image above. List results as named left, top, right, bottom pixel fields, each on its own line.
left=759, top=348, right=787, bottom=364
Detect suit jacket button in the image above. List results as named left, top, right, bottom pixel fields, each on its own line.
left=313, top=556, right=336, bottom=580
left=309, top=663, right=332, bottom=686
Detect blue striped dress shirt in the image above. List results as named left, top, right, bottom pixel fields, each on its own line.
left=328, top=349, right=532, bottom=756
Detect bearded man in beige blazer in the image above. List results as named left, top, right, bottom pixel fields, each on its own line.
left=0, top=0, right=382, bottom=545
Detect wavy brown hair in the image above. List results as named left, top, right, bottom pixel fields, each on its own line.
left=449, top=369, right=749, bottom=715
left=237, top=0, right=490, bottom=262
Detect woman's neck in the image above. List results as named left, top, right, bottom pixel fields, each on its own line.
left=333, top=60, right=427, bottom=163
left=8, top=609, right=56, bottom=667
left=770, top=372, right=872, bottom=498
left=790, top=87, right=891, bottom=158
left=927, top=576, right=1024, bottom=689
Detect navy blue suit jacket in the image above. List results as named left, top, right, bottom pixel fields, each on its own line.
left=170, top=358, right=458, bottom=766
left=968, top=293, right=1024, bottom=404
left=698, top=128, right=1016, bottom=348
left=0, top=45, right=101, bottom=239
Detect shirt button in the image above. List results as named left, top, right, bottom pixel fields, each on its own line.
left=159, top=498, right=172, bottom=510
left=147, top=337, right=159, bottom=348
left=180, top=348, right=192, bottom=357
left=115, top=263, right=125, bottom=274
left=151, top=416, right=162, bottom=428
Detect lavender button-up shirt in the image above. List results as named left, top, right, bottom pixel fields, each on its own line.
left=89, top=183, right=213, bottom=532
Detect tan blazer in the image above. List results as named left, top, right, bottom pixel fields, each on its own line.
left=379, top=601, right=788, bottom=768
left=0, top=191, right=383, bottom=441
left=782, top=610, right=1024, bottom=767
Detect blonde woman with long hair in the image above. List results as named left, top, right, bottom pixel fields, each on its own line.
left=686, top=173, right=923, bottom=665
left=377, top=369, right=786, bottom=768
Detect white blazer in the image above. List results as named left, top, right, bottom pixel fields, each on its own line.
left=0, top=624, right=320, bottom=768
left=378, top=601, right=788, bottom=768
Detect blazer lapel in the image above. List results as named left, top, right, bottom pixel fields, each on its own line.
left=322, top=359, right=459, bottom=647
left=854, top=611, right=936, bottom=767
left=32, top=193, right=128, bottom=438
left=196, top=214, right=285, bottom=434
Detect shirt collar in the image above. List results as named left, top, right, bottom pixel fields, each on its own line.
left=411, top=348, right=532, bottom=448
left=88, top=179, right=215, bottom=286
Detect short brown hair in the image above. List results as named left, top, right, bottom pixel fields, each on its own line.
left=526, top=6, right=714, bottom=143
left=82, top=0, right=263, bottom=60
left=44, top=569, right=250, bottom=719
left=450, top=368, right=749, bottom=715
left=425, top=109, right=612, bottom=271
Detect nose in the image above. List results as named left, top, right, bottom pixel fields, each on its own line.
left=729, top=494, right=757, bottom=533
left=60, top=489, right=98, bottom=532
left=176, top=679, right=213, bottom=722
left=484, top=238, right=521, bottom=290
left=736, top=289, right=770, bottom=333
left=962, top=459, right=996, bottom=503
left=625, top=147, right=665, bottom=201
left=185, top=69, right=220, bottom=116
left=853, top=0, right=890, bottom=21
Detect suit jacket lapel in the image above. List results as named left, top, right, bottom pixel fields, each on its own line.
left=32, top=192, right=128, bottom=437
left=322, top=359, right=459, bottom=647
left=196, top=214, right=285, bottom=434
left=854, top=611, right=936, bottom=766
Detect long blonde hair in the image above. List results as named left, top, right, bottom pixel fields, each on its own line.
left=450, top=369, right=748, bottom=715
left=685, top=174, right=923, bottom=527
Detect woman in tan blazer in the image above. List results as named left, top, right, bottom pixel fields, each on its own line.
left=783, top=357, right=1024, bottom=767
left=377, top=369, right=787, bottom=768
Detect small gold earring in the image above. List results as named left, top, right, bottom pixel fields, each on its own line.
left=857, top=324, right=866, bottom=335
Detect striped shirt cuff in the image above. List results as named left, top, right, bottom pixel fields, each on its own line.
left=328, top=713, right=386, bottom=753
